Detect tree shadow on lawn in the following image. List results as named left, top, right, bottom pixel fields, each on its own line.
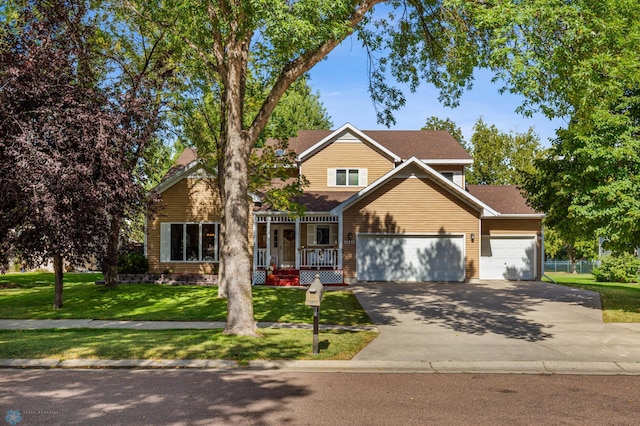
left=352, top=281, right=602, bottom=342
left=0, top=368, right=312, bottom=425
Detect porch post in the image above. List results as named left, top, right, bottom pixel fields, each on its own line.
left=338, top=214, right=343, bottom=269
left=266, top=216, right=271, bottom=268
left=295, top=217, right=301, bottom=269
left=252, top=214, right=258, bottom=271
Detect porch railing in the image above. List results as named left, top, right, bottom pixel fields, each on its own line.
left=300, top=248, right=340, bottom=269
left=255, top=248, right=341, bottom=269
left=256, top=249, right=268, bottom=268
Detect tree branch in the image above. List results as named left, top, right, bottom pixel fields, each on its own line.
left=247, top=0, right=384, bottom=143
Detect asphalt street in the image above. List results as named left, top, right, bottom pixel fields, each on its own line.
left=2, top=369, right=640, bottom=425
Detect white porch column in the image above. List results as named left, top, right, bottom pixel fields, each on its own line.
left=265, top=216, right=271, bottom=268
left=252, top=214, right=258, bottom=270
left=295, top=217, right=301, bottom=269
left=338, top=214, right=343, bottom=269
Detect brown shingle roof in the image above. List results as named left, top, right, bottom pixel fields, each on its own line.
left=466, top=185, right=540, bottom=215
left=361, top=130, right=471, bottom=160
left=255, top=191, right=358, bottom=212
left=280, top=129, right=471, bottom=161
left=160, top=147, right=198, bottom=182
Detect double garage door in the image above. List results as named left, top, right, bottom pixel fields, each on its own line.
left=356, top=234, right=465, bottom=282
left=480, top=236, right=536, bottom=280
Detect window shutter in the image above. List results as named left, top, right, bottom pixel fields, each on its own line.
left=160, top=223, right=171, bottom=262
left=327, top=168, right=336, bottom=187
left=359, top=169, right=368, bottom=187
left=307, top=224, right=317, bottom=245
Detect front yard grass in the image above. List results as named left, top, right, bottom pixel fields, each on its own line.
left=544, top=272, right=640, bottom=322
left=0, top=272, right=375, bottom=361
left=0, top=272, right=371, bottom=325
left=0, top=329, right=377, bottom=363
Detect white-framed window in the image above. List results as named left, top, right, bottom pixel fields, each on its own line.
left=327, top=168, right=368, bottom=187
left=160, top=222, right=220, bottom=262
left=307, top=224, right=338, bottom=246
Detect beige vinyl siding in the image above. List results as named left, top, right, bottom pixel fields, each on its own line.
left=147, top=177, right=222, bottom=274
left=343, top=175, right=481, bottom=280
left=481, top=218, right=543, bottom=279
left=302, top=140, right=394, bottom=191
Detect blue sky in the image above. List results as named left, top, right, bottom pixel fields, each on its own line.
left=308, top=35, right=565, bottom=147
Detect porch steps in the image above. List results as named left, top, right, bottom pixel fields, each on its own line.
left=266, top=269, right=300, bottom=286
left=263, top=269, right=347, bottom=286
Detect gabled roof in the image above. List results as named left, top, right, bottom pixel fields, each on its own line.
left=466, top=185, right=543, bottom=217
left=297, top=123, right=401, bottom=162
left=153, top=147, right=209, bottom=194
left=330, top=157, right=499, bottom=217
left=282, top=123, right=472, bottom=163
left=161, top=147, right=198, bottom=182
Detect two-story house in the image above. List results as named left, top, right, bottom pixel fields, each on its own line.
left=145, top=123, right=544, bottom=285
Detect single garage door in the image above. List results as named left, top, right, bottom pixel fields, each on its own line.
left=480, top=236, right=536, bottom=280
left=357, top=234, right=465, bottom=282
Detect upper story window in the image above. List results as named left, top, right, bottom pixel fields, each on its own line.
left=327, top=168, right=368, bottom=187
left=439, top=171, right=464, bottom=187
left=441, top=172, right=454, bottom=182
left=336, top=169, right=359, bottom=186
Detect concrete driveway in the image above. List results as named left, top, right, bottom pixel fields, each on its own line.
left=351, top=280, right=640, bottom=363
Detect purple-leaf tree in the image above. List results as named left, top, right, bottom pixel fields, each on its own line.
left=0, top=1, right=151, bottom=306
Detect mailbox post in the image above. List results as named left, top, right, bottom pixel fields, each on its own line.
left=305, top=274, right=324, bottom=354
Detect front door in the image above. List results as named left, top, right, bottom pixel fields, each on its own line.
left=272, top=226, right=296, bottom=268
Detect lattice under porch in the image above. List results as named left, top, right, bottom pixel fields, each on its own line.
left=253, top=269, right=345, bottom=286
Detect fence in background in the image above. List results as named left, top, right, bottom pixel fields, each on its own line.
left=543, top=260, right=598, bottom=274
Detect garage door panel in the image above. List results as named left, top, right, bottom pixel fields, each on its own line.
left=480, top=236, right=535, bottom=280
left=357, top=235, right=465, bottom=282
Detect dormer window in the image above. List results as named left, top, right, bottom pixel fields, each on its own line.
left=328, top=168, right=368, bottom=187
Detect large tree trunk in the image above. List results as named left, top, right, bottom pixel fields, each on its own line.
left=53, top=253, right=64, bottom=309
left=221, top=44, right=258, bottom=336
left=567, top=245, right=577, bottom=273
left=222, top=129, right=256, bottom=336
left=103, top=218, right=121, bottom=289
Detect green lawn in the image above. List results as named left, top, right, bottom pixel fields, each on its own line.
left=0, top=272, right=375, bottom=362
left=0, top=272, right=371, bottom=325
left=544, top=272, right=640, bottom=322
left=0, top=328, right=377, bottom=363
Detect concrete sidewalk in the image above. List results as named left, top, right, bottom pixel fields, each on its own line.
left=2, top=280, right=640, bottom=374
left=0, top=319, right=376, bottom=332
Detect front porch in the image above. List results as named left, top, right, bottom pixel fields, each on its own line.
left=252, top=213, right=345, bottom=285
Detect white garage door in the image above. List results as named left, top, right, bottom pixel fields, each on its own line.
left=356, top=234, right=465, bottom=282
left=480, top=236, right=536, bottom=280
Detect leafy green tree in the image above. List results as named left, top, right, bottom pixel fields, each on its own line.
left=128, top=0, right=393, bottom=336
left=466, top=118, right=541, bottom=186
left=524, top=93, right=640, bottom=256
left=422, top=116, right=466, bottom=148
left=123, top=0, right=640, bottom=336
left=457, top=0, right=640, bottom=254
left=264, top=76, right=333, bottom=141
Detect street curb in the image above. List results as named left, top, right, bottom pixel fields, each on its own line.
left=2, top=359, right=640, bottom=375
